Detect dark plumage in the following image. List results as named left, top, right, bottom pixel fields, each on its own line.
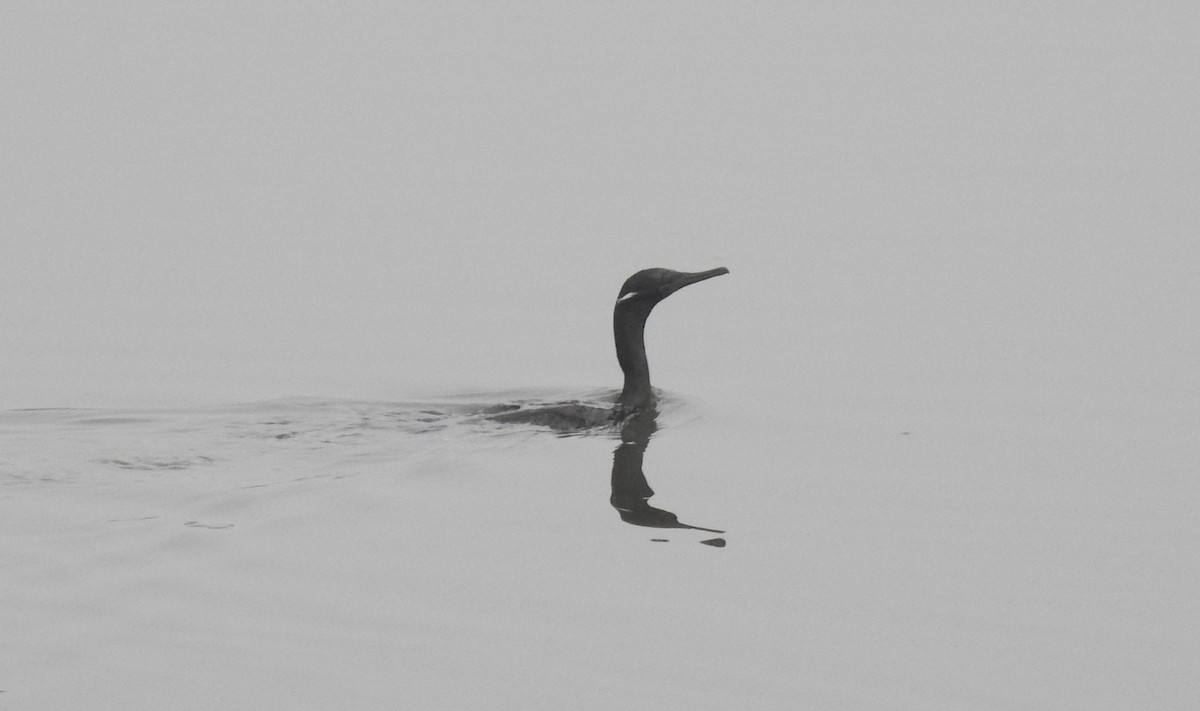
left=491, top=267, right=728, bottom=432
left=612, top=267, right=729, bottom=414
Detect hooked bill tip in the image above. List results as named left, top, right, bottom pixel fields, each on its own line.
left=683, top=267, right=730, bottom=284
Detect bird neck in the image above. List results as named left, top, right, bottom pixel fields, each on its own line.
left=614, top=304, right=653, bottom=411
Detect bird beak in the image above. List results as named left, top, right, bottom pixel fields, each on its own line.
left=664, top=267, right=730, bottom=296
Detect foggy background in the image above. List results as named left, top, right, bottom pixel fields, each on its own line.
left=6, top=3, right=1195, bottom=412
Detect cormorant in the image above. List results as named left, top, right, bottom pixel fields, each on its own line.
left=491, top=267, right=729, bottom=431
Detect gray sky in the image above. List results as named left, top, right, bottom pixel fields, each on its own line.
left=3, top=2, right=1197, bottom=408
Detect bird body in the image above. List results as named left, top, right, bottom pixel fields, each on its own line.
left=613, top=267, right=729, bottom=414
left=491, top=267, right=728, bottom=432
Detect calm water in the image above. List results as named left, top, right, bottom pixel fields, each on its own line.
left=3, top=381, right=1195, bottom=708
left=4, top=2, right=1198, bottom=709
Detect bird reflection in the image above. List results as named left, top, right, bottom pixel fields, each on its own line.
left=610, top=407, right=725, bottom=546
